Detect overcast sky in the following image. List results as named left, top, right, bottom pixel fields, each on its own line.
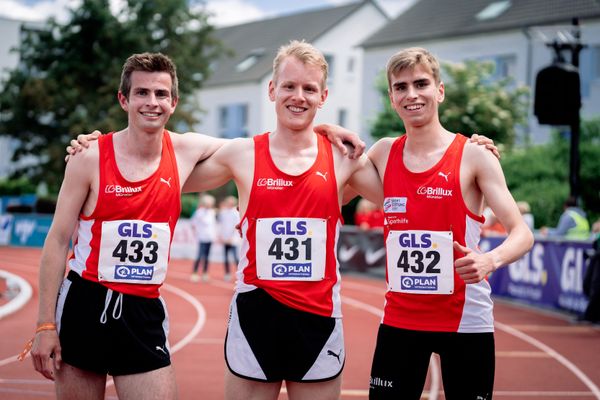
left=0, top=0, right=415, bottom=26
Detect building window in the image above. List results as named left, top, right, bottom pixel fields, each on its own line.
left=324, top=54, right=334, bottom=83
left=338, top=109, right=347, bottom=127
left=218, top=104, right=248, bottom=138
left=236, top=48, right=265, bottom=72
left=476, top=1, right=511, bottom=21
left=477, top=54, right=516, bottom=83
left=347, top=57, right=355, bottom=73
left=580, top=45, right=600, bottom=98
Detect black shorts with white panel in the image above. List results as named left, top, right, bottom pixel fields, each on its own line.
left=225, top=288, right=344, bottom=382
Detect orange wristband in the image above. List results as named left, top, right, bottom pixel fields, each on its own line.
left=17, top=323, right=57, bottom=361
left=35, top=323, right=57, bottom=334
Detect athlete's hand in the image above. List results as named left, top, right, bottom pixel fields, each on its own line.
left=453, top=241, right=496, bottom=284
left=65, top=130, right=102, bottom=162
left=30, top=329, right=62, bottom=381
left=469, top=134, right=500, bottom=160
left=314, top=124, right=365, bottom=159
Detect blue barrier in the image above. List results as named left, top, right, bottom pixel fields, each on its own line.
left=9, top=214, right=54, bottom=247
left=481, top=237, right=593, bottom=314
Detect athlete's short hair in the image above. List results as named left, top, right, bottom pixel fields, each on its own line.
left=272, top=40, right=328, bottom=89
left=386, top=47, right=441, bottom=89
left=119, top=52, right=179, bottom=100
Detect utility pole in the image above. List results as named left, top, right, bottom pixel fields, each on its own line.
left=546, top=18, right=585, bottom=202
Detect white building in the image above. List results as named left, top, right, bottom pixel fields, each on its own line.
left=0, top=17, right=24, bottom=178
left=192, top=0, right=389, bottom=139
left=0, top=16, right=45, bottom=178
left=359, top=0, right=600, bottom=144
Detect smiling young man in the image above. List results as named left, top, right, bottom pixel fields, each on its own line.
left=179, top=40, right=382, bottom=400
left=28, top=53, right=233, bottom=400
left=364, top=47, right=534, bottom=400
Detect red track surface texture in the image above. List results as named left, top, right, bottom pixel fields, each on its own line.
left=1, top=246, right=599, bottom=399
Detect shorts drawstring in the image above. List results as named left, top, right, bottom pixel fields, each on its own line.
left=113, top=291, right=123, bottom=320
left=100, top=289, right=124, bottom=324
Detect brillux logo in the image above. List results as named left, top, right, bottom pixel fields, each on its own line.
left=370, top=376, right=393, bottom=388
left=105, top=185, right=142, bottom=196
left=256, top=177, right=293, bottom=190
left=416, top=186, right=452, bottom=198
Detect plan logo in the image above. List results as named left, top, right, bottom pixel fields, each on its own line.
left=272, top=263, right=312, bottom=278
left=401, top=276, right=438, bottom=291
left=115, top=265, right=154, bottom=280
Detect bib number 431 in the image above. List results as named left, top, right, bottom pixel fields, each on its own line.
left=256, top=218, right=326, bottom=281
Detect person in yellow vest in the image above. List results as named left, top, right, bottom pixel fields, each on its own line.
left=541, top=196, right=590, bottom=239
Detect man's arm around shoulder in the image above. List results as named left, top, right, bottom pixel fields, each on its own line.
left=183, top=137, right=251, bottom=193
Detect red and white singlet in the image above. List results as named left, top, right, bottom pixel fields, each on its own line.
left=237, top=132, right=343, bottom=318
left=68, top=131, right=181, bottom=298
left=382, top=134, right=493, bottom=332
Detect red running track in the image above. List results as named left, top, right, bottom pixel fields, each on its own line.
left=1, top=246, right=599, bottom=399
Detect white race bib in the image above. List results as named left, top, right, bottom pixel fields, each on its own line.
left=386, top=230, right=454, bottom=294
left=97, top=220, right=170, bottom=284
left=256, top=218, right=327, bottom=281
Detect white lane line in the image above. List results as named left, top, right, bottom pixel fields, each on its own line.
left=105, top=282, right=207, bottom=389
left=495, top=321, right=600, bottom=399
left=0, top=269, right=32, bottom=320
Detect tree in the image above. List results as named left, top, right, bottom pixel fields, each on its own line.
left=502, top=118, right=600, bottom=227
left=0, top=0, right=225, bottom=192
left=369, top=60, right=529, bottom=147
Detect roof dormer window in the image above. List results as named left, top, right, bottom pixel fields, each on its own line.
left=236, top=48, right=265, bottom=72
left=476, top=1, right=511, bottom=21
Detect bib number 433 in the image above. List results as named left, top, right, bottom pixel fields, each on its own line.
left=98, top=220, right=170, bottom=284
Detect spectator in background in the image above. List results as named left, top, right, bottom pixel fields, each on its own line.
left=541, top=196, right=590, bottom=239
left=355, top=198, right=376, bottom=230
left=354, top=198, right=384, bottom=231
left=581, top=219, right=600, bottom=324
left=517, top=201, right=534, bottom=231
left=191, top=193, right=217, bottom=282
left=217, top=196, right=240, bottom=282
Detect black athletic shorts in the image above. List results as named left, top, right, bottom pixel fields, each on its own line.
left=369, top=324, right=495, bottom=400
left=225, top=288, right=344, bottom=382
left=56, top=270, right=171, bottom=376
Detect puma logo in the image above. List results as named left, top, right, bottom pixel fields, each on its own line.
left=160, top=177, right=172, bottom=188
left=155, top=345, right=168, bottom=354
left=327, top=349, right=342, bottom=364
left=315, top=171, right=328, bottom=181
left=438, top=171, right=451, bottom=182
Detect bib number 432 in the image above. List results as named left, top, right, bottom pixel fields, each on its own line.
left=396, top=249, right=440, bottom=274
left=386, top=230, right=454, bottom=294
